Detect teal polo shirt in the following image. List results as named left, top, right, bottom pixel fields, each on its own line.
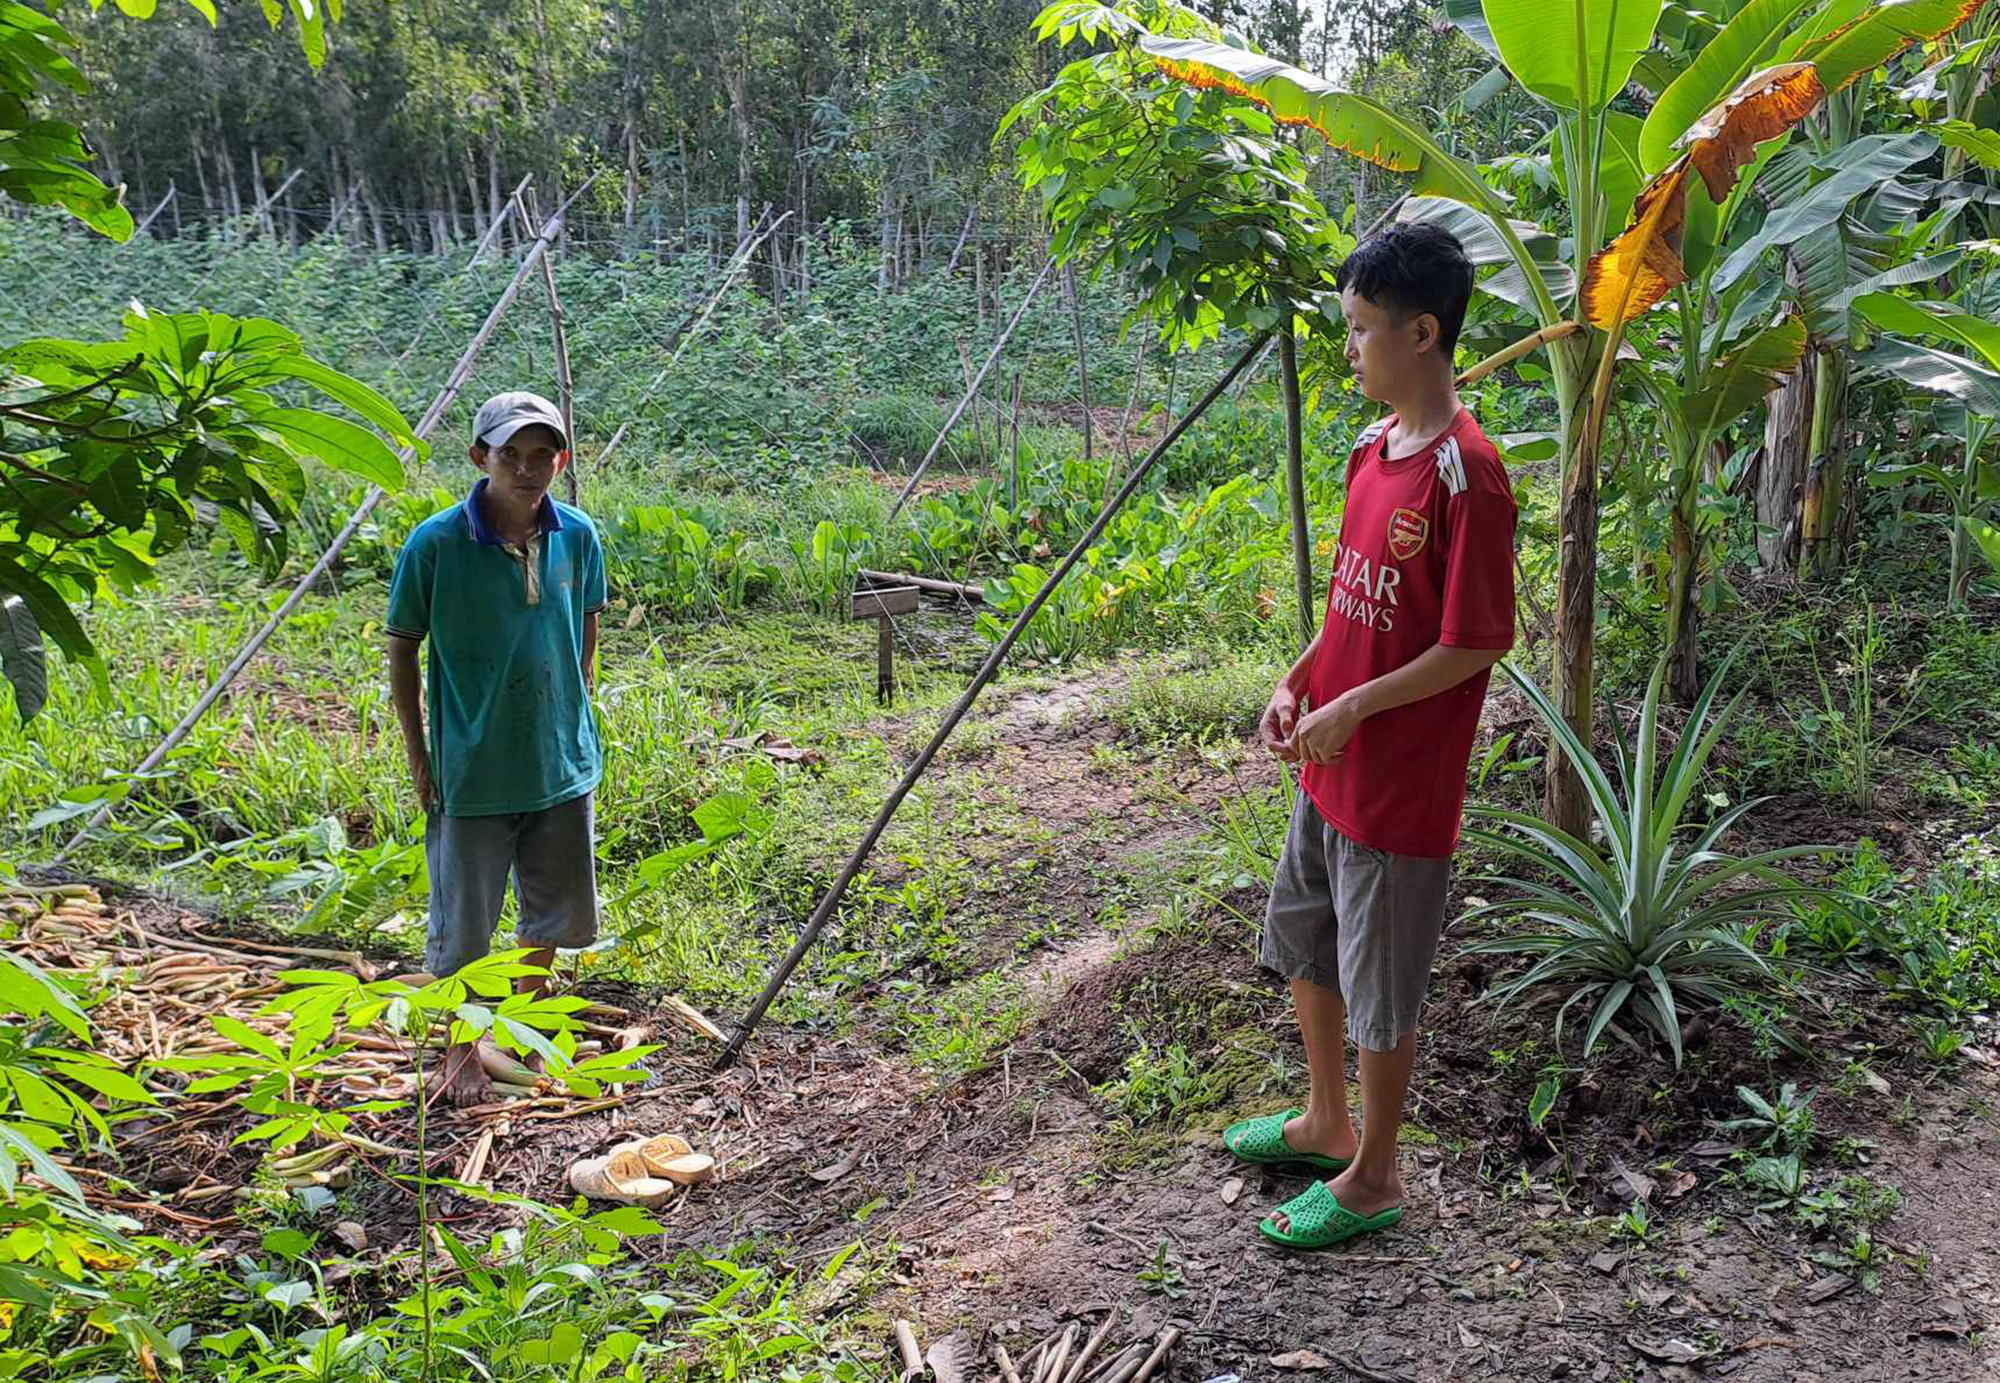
left=386, top=480, right=607, bottom=816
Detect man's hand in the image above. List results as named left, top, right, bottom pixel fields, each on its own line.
left=1259, top=681, right=1302, bottom=760
left=1289, top=692, right=1366, bottom=765
left=408, top=748, right=438, bottom=811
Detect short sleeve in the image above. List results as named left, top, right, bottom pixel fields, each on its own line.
left=386, top=529, right=434, bottom=641
left=581, top=525, right=607, bottom=614
left=1438, top=485, right=1517, bottom=650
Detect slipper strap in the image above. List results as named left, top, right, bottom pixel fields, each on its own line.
left=1263, top=1182, right=1402, bottom=1249
left=1223, top=1109, right=1304, bottom=1160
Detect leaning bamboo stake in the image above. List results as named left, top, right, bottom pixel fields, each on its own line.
left=1126, top=1329, right=1179, bottom=1383
left=892, top=1321, right=924, bottom=1380
left=717, top=332, right=1271, bottom=1068
left=995, top=1344, right=1024, bottom=1383
left=1279, top=323, right=1313, bottom=646
left=515, top=183, right=579, bottom=503
left=594, top=208, right=792, bottom=470
left=54, top=188, right=590, bottom=862
left=886, top=256, right=1056, bottom=522
left=1036, top=1323, right=1078, bottom=1383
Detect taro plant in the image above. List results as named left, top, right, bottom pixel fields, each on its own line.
left=1462, top=654, right=1839, bottom=1066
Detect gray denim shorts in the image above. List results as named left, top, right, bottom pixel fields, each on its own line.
left=423, top=791, right=599, bottom=978
left=1260, top=793, right=1451, bottom=1052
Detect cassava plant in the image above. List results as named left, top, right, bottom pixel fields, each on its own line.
left=1461, top=654, right=1838, bottom=1067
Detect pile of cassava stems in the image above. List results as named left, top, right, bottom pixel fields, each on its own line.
left=892, top=1310, right=1183, bottom=1383
left=3, top=881, right=695, bottom=1201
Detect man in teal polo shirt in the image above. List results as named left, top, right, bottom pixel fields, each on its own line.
left=387, top=390, right=606, bottom=1106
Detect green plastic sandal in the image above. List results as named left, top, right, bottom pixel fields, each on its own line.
left=1258, top=1181, right=1402, bottom=1251
left=1220, top=1109, right=1352, bottom=1172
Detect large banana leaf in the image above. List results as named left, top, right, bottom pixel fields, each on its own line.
left=1398, top=195, right=1574, bottom=311
left=1640, top=0, right=1821, bottom=172
left=1582, top=63, right=1824, bottom=328
left=1799, top=0, right=1999, bottom=93
left=1551, top=110, right=1649, bottom=235
left=1140, top=34, right=1560, bottom=323
left=1855, top=334, right=2000, bottom=415
left=1479, top=0, right=1667, bottom=113
left=1714, top=131, right=1938, bottom=288
left=1680, top=315, right=1809, bottom=436
left=1852, top=291, right=2000, bottom=372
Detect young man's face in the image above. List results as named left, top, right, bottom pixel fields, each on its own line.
left=471, top=424, right=567, bottom=504
left=1340, top=287, right=1439, bottom=404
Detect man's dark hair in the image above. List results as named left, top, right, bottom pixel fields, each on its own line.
left=1334, top=221, right=1474, bottom=354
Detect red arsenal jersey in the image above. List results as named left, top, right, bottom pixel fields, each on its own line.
left=1300, top=408, right=1517, bottom=859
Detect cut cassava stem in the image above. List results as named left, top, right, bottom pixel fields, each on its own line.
left=1456, top=321, right=1585, bottom=388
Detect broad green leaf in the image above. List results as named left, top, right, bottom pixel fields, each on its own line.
left=262, top=356, right=425, bottom=452
left=1966, top=518, right=2000, bottom=579
left=1853, top=335, right=2000, bottom=416
left=251, top=408, right=407, bottom=488
left=1479, top=0, right=1667, bottom=113
left=1639, top=0, right=1819, bottom=172
left=1528, top=1077, right=1560, bottom=1129
left=1441, top=0, right=1502, bottom=61
left=1680, top=315, right=1808, bottom=436
left=1938, top=119, right=2000, bottom=171
left=1141, top=34, right=1558, bottom=322
left=1851, top=291, right=2000, bottom=373
left=0, top=594, right=45, bottom=721
left=1714, top=131, right=1937, bottom=287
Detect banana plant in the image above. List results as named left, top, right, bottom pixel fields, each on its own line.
left=1853, top=282, right=2000, bottom=603
left=1132, top=0, right=1842, bottom=833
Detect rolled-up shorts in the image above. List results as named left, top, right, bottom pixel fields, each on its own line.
left=1260, top=793, right=1451, bottom=1052
left=424, top=791, right=599, bottom=978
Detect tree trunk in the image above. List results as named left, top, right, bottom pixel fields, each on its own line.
left=1545, top=338, right=1600, bottom=840
left=1799, top=349, right=1848, bottom=580
left=877, top=186, right=896, bottom=294
left=249, top=147, right=271, bottom=238
left=1666, top=493, right=1699, bottom=706
left=1066, top=264, right=1093, bottom=462
left=1758, top=349, right=1816, bottom=572
left=728, top=48, right=752, bottom=245
left=1280, top=326, right=1314, bottom=646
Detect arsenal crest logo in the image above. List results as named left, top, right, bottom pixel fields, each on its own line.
left=1387, top=507, right=1429, bottom=561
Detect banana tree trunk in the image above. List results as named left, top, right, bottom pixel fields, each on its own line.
left=1545, top=337, right=1600, bottom=839
left=1280, top=325, right=1314, bottom=646
left=1799, top=350, right=1848, bottom=581
left=1758, top=348, right=1816, bottom=572
left=1667, top=484, right=1699, bottom=707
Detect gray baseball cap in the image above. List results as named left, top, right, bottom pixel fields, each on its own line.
left=472, top=391, right=567, bottom=450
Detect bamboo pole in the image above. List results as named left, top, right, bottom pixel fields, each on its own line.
left=594, top=208, right=790, bottom=470
left=885, top=256, right=1055, bottom=523
left=1067, top=264, right=1093, bottom=461
left=716, top=333, right=1271, bottom=1068
left=1279, top=324, right=1313, bottom=645
left=54, top=191, right=587, bottom=861
left=516, top=184, right=579, bottom=502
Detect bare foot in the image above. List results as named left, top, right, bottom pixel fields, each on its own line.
left=1268, top=1164, right=1402, bottom=1235
left=433, top=1040, right=491, bottom=1107
left=1281, top=1110, right=1359, bottom=1163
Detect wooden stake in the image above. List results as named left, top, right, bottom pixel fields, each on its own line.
left=995, top=1344, right=1024, bottom=1383
left=595, top=208, right=792, bottom=470
left=1066, top=263, right=1092, bottom=460
left=716, top=333, right=1271, bottom=1068
left=516, top=183, right=579, bottom=502
left=1279, top=323, right=1314, bottom=646
left=886, top=256, right=1056, bottom=523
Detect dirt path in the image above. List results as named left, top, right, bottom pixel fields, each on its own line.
left=645, top=664, right=2000, bottom=1383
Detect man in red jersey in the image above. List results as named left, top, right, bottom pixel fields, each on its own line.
left=1220, top=223, right=1517, bottom=1249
